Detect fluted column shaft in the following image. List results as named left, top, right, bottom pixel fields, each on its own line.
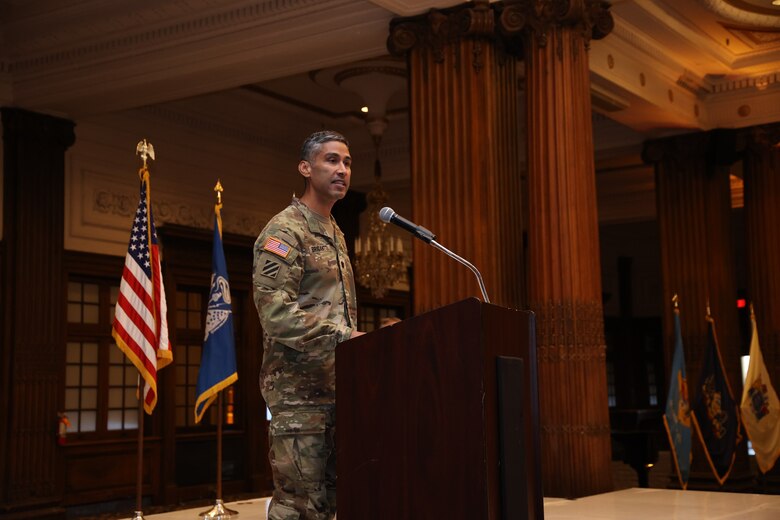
left=391, top=0, right=615, bottom=498
left=390, top=1, right=524, bottom=312
left=523, top=23, right=612, bottom=498
left=645, top=131, right=750, bottom=489
left=1, top=108, right=75, bottom=509
left=743, top=126, right=780, bottom=488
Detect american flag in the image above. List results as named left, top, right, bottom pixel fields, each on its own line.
left=111, top=170, right=172, bottom=414
left=263, top=236, right=291, bottom=258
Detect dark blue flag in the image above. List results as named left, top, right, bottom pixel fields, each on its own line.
left=691, top=313, right=741, bottom=485
left=663, top=308, right=692, bottom=489
left=194, top=206, right=238, bottom=423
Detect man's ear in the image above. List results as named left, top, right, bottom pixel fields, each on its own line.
left=298, top=160, right=311, bottom=179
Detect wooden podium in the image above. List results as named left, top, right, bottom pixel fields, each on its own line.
left=336, top=298, right=542, bottom=520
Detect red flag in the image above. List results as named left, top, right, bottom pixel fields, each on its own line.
left=111, top=168, right=172, bottom=414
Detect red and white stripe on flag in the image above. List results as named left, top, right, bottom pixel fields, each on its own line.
left=111, top=170, right=172, bottom=414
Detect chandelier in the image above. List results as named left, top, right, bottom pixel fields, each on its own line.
left=354, top=149, right=407, bottom=299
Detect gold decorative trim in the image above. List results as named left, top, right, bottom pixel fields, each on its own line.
left=540, top=423, right=612, bottom=435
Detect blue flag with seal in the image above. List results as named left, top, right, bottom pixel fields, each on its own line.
left=663, top=305, right=692, bottom=489
left=194, top=201, right=238, bottom=423
left=691, top=311, right=741, bottom=485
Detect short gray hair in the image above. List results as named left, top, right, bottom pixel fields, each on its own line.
left=299, top=130, right=349, bottom=162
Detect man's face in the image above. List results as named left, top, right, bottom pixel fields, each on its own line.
left=300, top=140, right=352, bottom=202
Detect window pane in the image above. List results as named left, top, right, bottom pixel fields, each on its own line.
left=108, top=388, right=123, bottom=408
left=83, top=283, right=99, bottom=303
left=176, top=365, right=186, bottom=383
left=109, top=346, right=123, bottom=364
left=65, top=366, right=80, bottom=386
left=125, top=388, right=137, bottom=405
left=110, top=285, right=119, bottom=305
left=109, top=366, right=124, bottom=382
left=125, top=366, right=137, bottom=383
left=65, top=389, right=79, bottom=409
left=82, top=366, right=98, bottom=386
left=107, top=410, right=123, bottom=431
left=67, top=303, right=81, bottom=323
left=82, top=343, right=99, bottom=363
left=66, top=342, right=81, bottom=363
left=124, top=409, right=139, bottom=430
left=188, top=310, right=200, bottom=329
left=81, top=388, right=97, bottom=409
left=67, top=411, right=80, bottom=430
left=177, top=291, right=187, bottom=308
left=80, top=411, right=97, bottom=432
left=83, top=304, right=99, bottom=324
left=68, top=282, right=81, bottom=301
left=188, top=292, right=201, bottom=309
left=175, top=407, right=186, bottom=427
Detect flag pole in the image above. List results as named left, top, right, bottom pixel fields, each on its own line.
left=199, top=181, right=238, bottom=519
left=132, top=376, right=146, bottom=520
left=129, top=140, right=156, bottom=520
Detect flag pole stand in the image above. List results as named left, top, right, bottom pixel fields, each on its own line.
left=199, top=392, right=238, bottom=519
left=133, top=378, right=146, bottom=520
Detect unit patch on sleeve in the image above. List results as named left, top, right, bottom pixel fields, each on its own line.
left=261, top=258, right=282, bottom=279
left=263, top=236, right=292, bottom=258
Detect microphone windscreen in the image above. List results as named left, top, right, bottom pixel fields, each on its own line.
left=379, top=206, right=395, bottom=223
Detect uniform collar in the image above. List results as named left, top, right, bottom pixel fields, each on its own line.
left=291, top=197, right=338, bottom=239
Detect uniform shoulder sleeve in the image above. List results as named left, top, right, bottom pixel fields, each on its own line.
left=253, top=212, right=303, bottom=290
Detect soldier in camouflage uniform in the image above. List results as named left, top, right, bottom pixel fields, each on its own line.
left=253, top=130, right=362, bottom=520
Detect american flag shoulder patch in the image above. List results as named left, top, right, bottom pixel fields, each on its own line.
left=263, top=236, right=292, bottom=258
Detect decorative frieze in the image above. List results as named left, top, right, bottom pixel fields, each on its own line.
left=91, top=186, right=268, bottom=237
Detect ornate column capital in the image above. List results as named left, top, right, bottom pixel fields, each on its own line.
left=747, top=123, right=780, bottom=153
left=498, top=0, right=613, bottom=48
left=388, top=0, right=521, bottom=63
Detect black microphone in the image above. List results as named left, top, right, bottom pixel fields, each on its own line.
left=379, top=207, right=436, bottom=243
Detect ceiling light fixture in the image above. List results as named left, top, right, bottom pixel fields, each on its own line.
left=361, top=106, right=369, bottom=113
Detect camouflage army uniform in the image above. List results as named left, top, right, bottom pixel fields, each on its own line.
left=253, top=197, right=357, bottom=520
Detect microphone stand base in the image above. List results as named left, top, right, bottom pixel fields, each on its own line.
left=198, top=499, right=239, bottom=519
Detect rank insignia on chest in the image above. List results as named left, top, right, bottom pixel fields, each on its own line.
left=261, top=258, right=282, bottom=279
left=263, top=236, right=292, bottom=258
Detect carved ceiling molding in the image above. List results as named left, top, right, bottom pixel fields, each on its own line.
left=708, top=71, right=780, bottom=94
left=697, top=0, right=780, bottom=28
left=6, top=0, right=333, bottom=74
left=723, top=24, right=780, bottom=46
left=607, top=13, right=779, bottom=100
